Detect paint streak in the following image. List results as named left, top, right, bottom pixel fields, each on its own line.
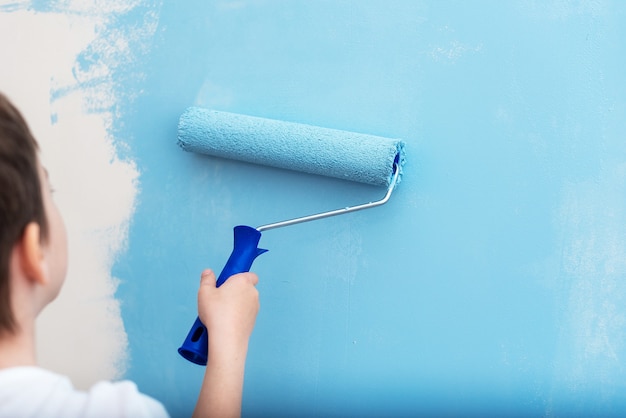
left=550, top=163, right=626, bottom=406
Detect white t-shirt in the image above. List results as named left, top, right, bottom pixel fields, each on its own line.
left=0, top=367, right=169, bottom=418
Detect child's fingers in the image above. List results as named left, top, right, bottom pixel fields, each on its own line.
left=245, top=272, right=259, bottom=287
left=226, top=272, right=258, bottom=287
left=199, top=270, right=258, bottom=290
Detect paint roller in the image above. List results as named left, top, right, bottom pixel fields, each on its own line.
left=177, top=107, right=406, bottom=365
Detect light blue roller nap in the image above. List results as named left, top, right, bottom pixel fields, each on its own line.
left=177, top=107, right=405, bottom=187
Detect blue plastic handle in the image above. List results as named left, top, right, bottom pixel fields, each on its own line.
left=178, top=225, right=267, bottom=365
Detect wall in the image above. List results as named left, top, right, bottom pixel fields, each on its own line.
left=2, top=1, right=626, bottom=417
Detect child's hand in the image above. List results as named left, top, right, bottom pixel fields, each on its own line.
left=197, top=269, right=260, bottom=350
left=193, top=270, right=260, bottom=418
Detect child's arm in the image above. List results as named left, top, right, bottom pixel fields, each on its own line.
left=192, top=269, right=259, bottom=418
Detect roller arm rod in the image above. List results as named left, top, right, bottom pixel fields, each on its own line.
left=256, top=163, right=400, bottom=232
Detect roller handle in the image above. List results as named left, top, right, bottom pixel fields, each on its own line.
left=178, top=225, right=267, bottom=365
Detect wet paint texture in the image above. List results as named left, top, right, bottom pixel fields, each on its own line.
left=177, top=107, right=405, bottom=187
left=7, top=0, right=626, bottom=417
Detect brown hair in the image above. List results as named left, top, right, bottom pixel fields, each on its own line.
left=0, top=92, right=48, bottom=334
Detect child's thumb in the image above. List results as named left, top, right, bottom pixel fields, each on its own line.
left=199, top=269, right=216, bottom=287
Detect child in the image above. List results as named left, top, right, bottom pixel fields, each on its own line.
left=0, top=92, right=260, bottom=418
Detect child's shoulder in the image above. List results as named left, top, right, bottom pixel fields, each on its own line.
left=0, top=366, right=169, bottom=418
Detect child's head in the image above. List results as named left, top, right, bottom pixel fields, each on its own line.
left=0, top=92, right=67, bottom=335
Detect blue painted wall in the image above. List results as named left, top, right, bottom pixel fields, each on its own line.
left=110, top=1, right=626, bottom=417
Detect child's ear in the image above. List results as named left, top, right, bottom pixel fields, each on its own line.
left=17, top=222, right=47, bottom=286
